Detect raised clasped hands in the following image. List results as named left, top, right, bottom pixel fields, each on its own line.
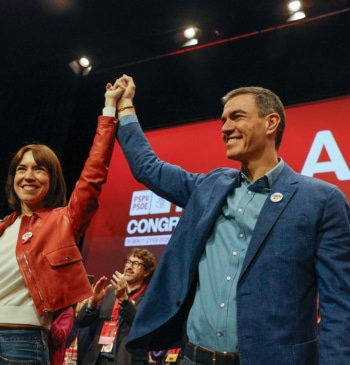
left=104, top=74, right=136, bottom=109
left=104, top=79, right=126, bottom=108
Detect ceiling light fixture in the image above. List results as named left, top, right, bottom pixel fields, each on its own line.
left=288, top=0, right=301, bottom=12
left=182, top=26, right=202, bottom=47
left=287, top=0, right=306, bottom=22
left=184, top=27, right=197, bottom=39
left=69, top=56, right=93, bottom=76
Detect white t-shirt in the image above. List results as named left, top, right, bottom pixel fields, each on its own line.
left=0, top=217, right=52, bottom=329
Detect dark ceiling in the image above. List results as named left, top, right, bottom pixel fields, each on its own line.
left=0, top=0, right=349, bottom=216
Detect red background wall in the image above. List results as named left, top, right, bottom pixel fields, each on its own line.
left=82, top=95, right=350, bottom=280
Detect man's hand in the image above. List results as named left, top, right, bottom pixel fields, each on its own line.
left=111, top=271, right=128, bottom=302
left=87, top=276, right=112, bottom=308
left=115, top=74, right=136, bottom=112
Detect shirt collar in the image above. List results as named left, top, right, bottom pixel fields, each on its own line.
left=239, top=158, right=284, bottom=192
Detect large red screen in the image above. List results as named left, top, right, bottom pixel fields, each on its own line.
left=82, top=95, right=350, bottom=280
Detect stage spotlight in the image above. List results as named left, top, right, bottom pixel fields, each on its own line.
left=288, top=0, right=301, bottom=12
left=287, top=11, right=306, bottom=21
left=184, top=27, right=197, bottom=39
left=287, top=0, right=306, bottom=22
left=183, top=38, right=199, bottom=47
left=182, top=26, right=202, bottom=47
left=69, top=56, right=92, bottom=76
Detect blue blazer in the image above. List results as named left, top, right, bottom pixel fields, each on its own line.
left=117, top=117, right=350, bottom=365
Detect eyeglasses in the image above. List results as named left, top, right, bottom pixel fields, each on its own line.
left=123, top=259, right=145, bottom=268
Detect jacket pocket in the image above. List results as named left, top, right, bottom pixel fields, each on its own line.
left=44, top=245, right=83, bottom=267
left=292, top=336, right=319, bottom=365
left=272, top=216, right=312, bottom=262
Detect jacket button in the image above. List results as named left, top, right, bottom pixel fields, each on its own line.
left=175, top=299, right=181, bottom=306
left=66, top=256, right=71, bottom=261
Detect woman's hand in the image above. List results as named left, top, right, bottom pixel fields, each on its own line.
left=104, top=80, right=126, bottom=108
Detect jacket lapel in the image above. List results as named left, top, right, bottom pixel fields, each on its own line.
left=239, top=166, right=299, bottom=280
left=207, top=171, right=240, bottom=212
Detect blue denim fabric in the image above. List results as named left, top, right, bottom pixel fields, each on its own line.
left=182, top=355, right=206, bottom=365
left=0, top=328, right=49, bottom=365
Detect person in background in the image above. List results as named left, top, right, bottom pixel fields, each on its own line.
left=0, top=83, right=124, bottom=364
left=112, top=75, right=350, bottom=365
left=48, top=306, right=74, bottom=364
left=64, top=276, right=96, bottom=365
left=76, top=248, right=157, bottom=365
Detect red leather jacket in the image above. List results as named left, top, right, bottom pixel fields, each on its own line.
left=0, top=116, right=116, bottom=316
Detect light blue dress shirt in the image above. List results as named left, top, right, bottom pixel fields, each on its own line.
left=187, top=160, right=284, bottom=352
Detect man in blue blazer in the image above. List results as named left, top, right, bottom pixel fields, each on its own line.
left=108, top=75, right=350, bottom=365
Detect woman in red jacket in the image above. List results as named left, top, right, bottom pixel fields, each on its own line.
left=0, top=81, right=125, bottom=364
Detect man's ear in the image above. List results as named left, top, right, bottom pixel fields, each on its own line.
left=266, top=113, right=280, bottom=136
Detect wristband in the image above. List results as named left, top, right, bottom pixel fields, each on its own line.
left=117, top=106, right=135, bottom=112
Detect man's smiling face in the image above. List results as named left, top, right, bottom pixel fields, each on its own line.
left=221, top=93, right=270, bottom=164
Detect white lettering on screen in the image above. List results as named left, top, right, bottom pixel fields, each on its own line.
left=301, top=130, right=350, bottom=180
left=127, top=216, right=180, bottom=234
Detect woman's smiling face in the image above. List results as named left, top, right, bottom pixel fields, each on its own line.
left=14, top=150, right=50, bottom=213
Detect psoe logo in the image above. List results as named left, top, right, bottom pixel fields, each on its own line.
left=130, top=190, right=180, bottom=216
left=125, top=190, right=182, bottom=247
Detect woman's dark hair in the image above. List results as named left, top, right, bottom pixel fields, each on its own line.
left=5, top=144, right=67, bottom=213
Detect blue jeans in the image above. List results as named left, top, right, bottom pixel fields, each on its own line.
left=0, top=328, right=49, bottom=365
left=182, top=356, right=206, bottom=365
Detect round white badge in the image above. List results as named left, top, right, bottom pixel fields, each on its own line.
left=22, top=232, right=33, bottom=240
left=270, top=192, right=283, bottom=202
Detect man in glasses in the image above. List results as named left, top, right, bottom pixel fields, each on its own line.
left=76, top=248, right=156, bottom=365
